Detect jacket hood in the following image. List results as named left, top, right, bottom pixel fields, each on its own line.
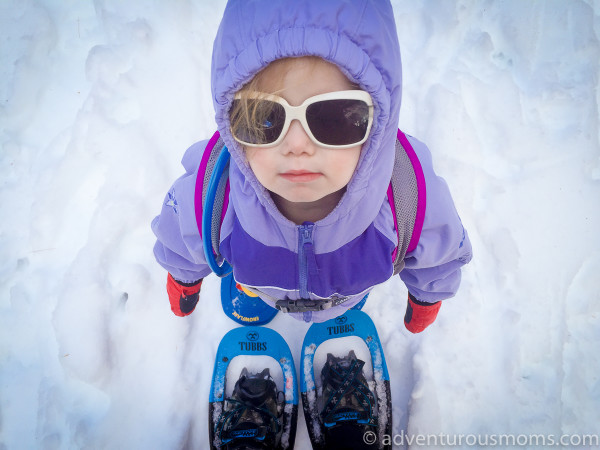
left=211, top=0, right=402, bottom=243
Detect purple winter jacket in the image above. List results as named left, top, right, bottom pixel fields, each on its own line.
left=152, top=0, right=472, bottom=323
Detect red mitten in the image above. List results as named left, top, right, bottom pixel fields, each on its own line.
left=404, top=293, right=441, bottom=333
left=166, top=273, right=202, bottom=317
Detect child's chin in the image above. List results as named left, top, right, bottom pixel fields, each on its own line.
left=282, top=194, right=323, bottom=204
left=282, top=189, right=341, bottom=205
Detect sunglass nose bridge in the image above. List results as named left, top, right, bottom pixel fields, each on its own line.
left=281, top=119, right=316, bottom=148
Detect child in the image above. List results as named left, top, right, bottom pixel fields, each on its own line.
left=152, top=0, right=472, bottom=331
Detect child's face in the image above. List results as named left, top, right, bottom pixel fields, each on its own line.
left=243, top=58, right=362, bottom=205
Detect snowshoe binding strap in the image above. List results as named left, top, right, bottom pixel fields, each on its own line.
left=321, top=353, right=378, bottom=429
left=215, top=369, right=281, bottom=449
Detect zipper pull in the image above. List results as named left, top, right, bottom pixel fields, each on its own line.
left=300, top=223, right=314, bottom=244
left=298, top=223, right=314, bottom=301
left=300, top=223, right=318, bottom=278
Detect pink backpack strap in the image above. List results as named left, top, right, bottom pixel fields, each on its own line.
left=194, top=131, right=230, bottom=249
left=387, top=129, right=427, bottom=274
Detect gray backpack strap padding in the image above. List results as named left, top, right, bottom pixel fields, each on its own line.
left=390, top=131, right=424, bottom=275
left=198, top=133, right=229, bottom=264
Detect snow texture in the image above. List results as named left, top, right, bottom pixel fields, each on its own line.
left=1, top=1, right=599, bottom=449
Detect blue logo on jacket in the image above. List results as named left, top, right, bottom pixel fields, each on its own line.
left=165, top=189, right=178, bottom=214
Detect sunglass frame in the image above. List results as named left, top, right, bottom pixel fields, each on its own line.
left=231, top=90, right=374, bottom=149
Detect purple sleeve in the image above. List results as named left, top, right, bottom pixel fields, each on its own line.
left=399, top=135, right=473, bottom=303
left=151, top=141, right=213, bottom=283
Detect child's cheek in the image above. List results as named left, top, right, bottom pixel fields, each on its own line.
left=243, top=145, right=253, bottom=167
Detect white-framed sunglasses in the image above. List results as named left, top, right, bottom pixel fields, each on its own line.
left=230, top=90, right=374, bottom=149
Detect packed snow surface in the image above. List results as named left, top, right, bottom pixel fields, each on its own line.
left=1, top=1, right=599, bottom=449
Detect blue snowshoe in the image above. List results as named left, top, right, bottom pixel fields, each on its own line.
left=300, top=310, right=392, bottom=450
left=209, top=326, right=298, bottom=449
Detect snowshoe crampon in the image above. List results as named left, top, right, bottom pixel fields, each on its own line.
left=209, top=327, right=298, bottom=449
left=300, top=310, right=392, bottom=450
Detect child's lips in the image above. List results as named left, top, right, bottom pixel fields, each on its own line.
left=280, top=170, right=322, bottom=182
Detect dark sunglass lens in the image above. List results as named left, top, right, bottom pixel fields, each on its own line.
left=231, top=99, right=285, bottom=145
left=306, top=99, right=370, bottom=146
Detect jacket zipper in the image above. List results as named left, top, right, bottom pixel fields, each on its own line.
left=298, top=223, right=314, bottom=321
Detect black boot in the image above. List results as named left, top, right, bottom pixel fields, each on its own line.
left=216, top=368, right=281, bottom=450
left=320, top=351, right=378, bottom=450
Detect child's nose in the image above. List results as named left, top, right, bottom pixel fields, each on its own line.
left=281, top=120, right=315, bottom=155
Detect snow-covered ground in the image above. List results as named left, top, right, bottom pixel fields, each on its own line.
left=1, top=1, right=599, bottom=449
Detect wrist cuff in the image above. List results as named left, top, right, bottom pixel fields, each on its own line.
left=408, top=292, right=440, bottom=307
